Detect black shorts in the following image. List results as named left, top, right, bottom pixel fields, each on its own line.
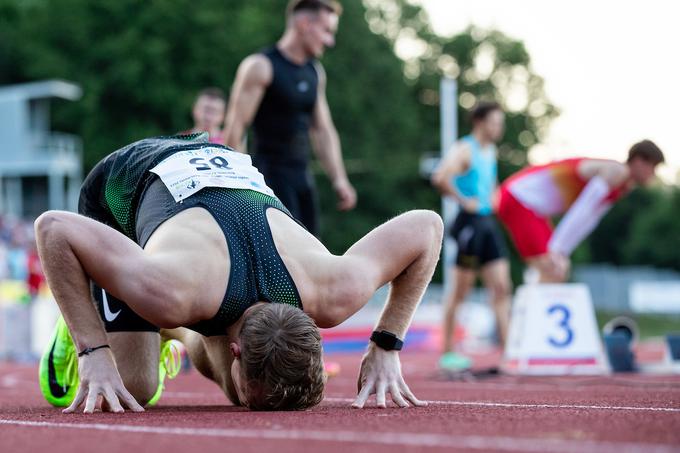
left=252, top=156, right=319, bottom=236
left=79, top=158, right=159, bottom=333
left=449, top=211, right=507, bottom=269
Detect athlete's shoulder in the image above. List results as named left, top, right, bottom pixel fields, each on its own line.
left=452, top=139, right=473, bottom=158
left=237, top=53, right=273, bottom=86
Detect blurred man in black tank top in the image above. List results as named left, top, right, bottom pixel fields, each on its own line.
left=224, top=0, right=356, bottom=235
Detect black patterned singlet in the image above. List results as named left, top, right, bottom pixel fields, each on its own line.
left=92, top=134, right=302, bottom=336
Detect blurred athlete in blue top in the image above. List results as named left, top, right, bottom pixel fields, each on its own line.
left=431, top=102, right=511, bottom=371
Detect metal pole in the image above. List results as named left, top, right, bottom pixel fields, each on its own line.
left=440, top=78, right=458, bottom=292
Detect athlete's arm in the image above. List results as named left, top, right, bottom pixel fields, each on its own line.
left=306, top=210, right=443, bottom=408
left=578, top=158, right=631, bottom=188
left=548, top=176, right=614, bottom=256
left=309, top=62, right=356, bottom=211
left=223, top=54, right=272, bottom=151
left=548, top=159, right=630, bottom=256
left=34, top=211, right=199, bottom=413
left=430, top=143, right=477, bottom=211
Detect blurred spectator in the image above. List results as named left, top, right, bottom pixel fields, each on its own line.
left=0, top=214, right=42, bottom=295
left=180, top=87, right=227, bottom=144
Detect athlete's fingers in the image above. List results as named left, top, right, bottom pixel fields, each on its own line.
left=375, top=381, right=387, bottom=408
left=83, top=388, right=99, bottom=413
left=117, top=388, right=144, bottom=413
left=352, top=378, right=375, bottom=408
left=63, top=385, right=86, bottom=414
left=389, top=383, right=409, bottom=408
left=103, top=387, right=124, bottom=413
left=400, top=379, right=427, bottom=407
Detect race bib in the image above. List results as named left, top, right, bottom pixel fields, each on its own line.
left=149, top=147, right=275, bottom=202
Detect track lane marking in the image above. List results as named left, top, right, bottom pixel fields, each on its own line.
left=324, top=397, right=680, bottom=412
left=161, top=392, right=680, bottom=413
left=0, top=418, right=676, bottom=453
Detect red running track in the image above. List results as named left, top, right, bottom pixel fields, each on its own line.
left=1, top=349, right=679, bottom=453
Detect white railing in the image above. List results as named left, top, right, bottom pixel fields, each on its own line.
left=28, top=132, right=82, bottom=156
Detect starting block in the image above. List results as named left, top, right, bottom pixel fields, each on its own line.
left=502, top=283, right=608, bottom=375
left=602, top=317, right=639, bottom=372
left=666, top=334, right=680, bottom=372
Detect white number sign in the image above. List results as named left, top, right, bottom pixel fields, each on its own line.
left=503, top=283, right=608, bottom=375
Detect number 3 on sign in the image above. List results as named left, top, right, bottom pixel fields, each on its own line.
left=547, top=304, right=573, bottom=348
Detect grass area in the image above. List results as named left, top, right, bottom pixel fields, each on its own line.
left=596, top=311, right=680, bottom=339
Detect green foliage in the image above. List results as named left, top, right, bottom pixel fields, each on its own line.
left=585, top=186, right=680, bottom=272
left=363, top=0, right=559, bottom=179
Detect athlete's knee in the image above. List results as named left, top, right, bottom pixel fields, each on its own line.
left=34, top=211, right=72, bottom=245
left=444, top=294, right=464, bottom=314
left=488, top=278, right=511, bottom=301
left=35, top=211, right=62, bottom=236
left=413, top=210, right=444, bottom=237
left=122, top=373, right=158, bottom=407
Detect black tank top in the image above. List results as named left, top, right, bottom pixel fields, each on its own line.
left=100, top=135, right=303, bottom=336
left=252, top=47, right=318, bottom=167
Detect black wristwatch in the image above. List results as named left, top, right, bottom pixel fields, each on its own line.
left=370, top=330, right=404, bottom=351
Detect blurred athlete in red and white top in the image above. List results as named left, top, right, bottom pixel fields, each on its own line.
left=496, top=140, right=665, bottom=282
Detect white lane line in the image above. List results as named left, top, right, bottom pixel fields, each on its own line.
left=162, top=392, right=680, bottom=413
left=323, top=397, right=680, bottom=413
left=0, top=419, right=675, bottom=453
left=328, top=377, right=680, bottom=392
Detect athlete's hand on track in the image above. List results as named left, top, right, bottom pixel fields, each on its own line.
left=352, top=343, right=427, bottom=409
left=333, top=178, right=357, bottom=211
left=64, top=347, right=144, bottom=414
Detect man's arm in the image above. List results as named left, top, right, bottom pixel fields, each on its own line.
left=430, top=143, right=476, bottom=212
left=309, top=62, right=356, bottom=211
left=34, top=211, right=192, bottom=413
left=223, top=54, right=272, bottom=151
left=307, top=210, right=443, bottom=408
left=549, top=159, right=630, bottom=256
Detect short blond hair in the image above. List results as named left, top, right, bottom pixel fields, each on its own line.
left=239, top=303, right=326, bottom=410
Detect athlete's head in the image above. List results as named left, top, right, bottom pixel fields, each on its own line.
left=626, top=139, right=665, bottom=185
left=471, top=101, right=504, bottom=143
left=192, top=87, right=226, bottom=133
left=286, top=0, right=341, bottom=58
left=230, top=303, right=325, bottom=410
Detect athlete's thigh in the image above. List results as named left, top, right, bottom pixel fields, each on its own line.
left=108, top=331, right=160, bottom=394
left=453, top=266, right=477, bottom=299
left=480, top=258, right=511, bottom=295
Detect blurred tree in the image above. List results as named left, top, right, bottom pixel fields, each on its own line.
left=362, top=0, right=559, bottom=180
left=587, top=188, right=656, bottom=265
left=622, top=187, right=680, bottom=271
